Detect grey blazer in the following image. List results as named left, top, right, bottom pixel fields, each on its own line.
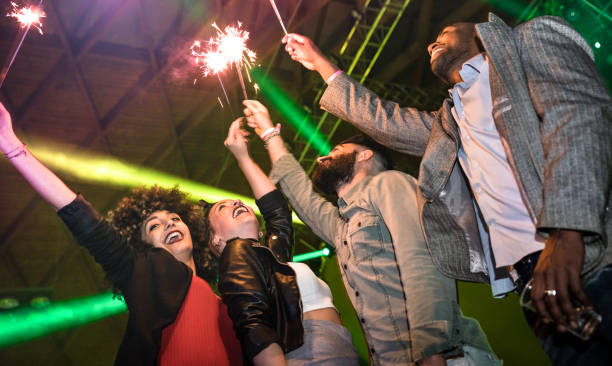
left=320, top=13, right=612, bottom=283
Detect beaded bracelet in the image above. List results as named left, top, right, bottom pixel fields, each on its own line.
left=260, top=123, right=281, bottom=141
left=263, top=131, right=281, bottom=148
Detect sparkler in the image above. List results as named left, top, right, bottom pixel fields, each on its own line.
left=190, top=22, right=256, bottom=104
left=211, top=22, right=255, bottom=100
left=1, top=1, right=46, bottom=88
left=191, top=40, right=232, bottom=108
left=267, top=0, right=288, bottom=36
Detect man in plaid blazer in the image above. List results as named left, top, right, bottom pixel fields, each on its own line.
left=284, top=13, right=611, bottom=365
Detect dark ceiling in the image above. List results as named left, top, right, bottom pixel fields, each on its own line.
left=5, top=0, right=603, bottom=364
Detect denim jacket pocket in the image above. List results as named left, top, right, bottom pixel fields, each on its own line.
left=347, top=214, right=384, bottom=262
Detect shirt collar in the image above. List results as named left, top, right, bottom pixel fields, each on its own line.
left=448, top=53, right=487, bottom=96
left=337, top=175, right=373, bottom=209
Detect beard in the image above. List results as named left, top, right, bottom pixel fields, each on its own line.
left=430, top=46, right=474, bottom=84
left=311, top=152, right=357, bottom=197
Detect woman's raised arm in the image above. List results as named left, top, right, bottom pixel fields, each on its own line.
left=0, top=102, right=76, bottom=210
left=224, top=118, right=276, bottom=200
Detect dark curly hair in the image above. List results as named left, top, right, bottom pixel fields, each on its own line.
left=107, top=185, right=217, bottom=283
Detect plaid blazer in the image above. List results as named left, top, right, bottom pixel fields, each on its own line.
left=320, top=14, right=612, bottom=283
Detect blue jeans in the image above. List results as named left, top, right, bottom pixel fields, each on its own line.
left=285, top=319, right=360, bottom=366
left=526, top=264, right=612, bottom=366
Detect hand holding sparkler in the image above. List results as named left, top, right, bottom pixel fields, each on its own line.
left=243, top=100, right=274, bottom=136
left=282, top=33, right=339, bottom=82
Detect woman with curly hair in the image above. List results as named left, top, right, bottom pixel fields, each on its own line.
left=0, top=101, right=242, bottom=366
left=201, top=119, right=359, bottom=366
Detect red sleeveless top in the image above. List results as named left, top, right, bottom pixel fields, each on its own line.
left=158, top=275, right=243, bottom=365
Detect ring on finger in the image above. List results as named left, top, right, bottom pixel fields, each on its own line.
left=544, top=289, right=557, bottom=296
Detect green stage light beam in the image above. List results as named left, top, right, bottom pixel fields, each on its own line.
left=293, top=247, right=331, bottom=262
left=0, top=292, right=126, bottom=349
left=27, top=139, right=304, bottom=225
left=251, top=68, right=332, bottom=156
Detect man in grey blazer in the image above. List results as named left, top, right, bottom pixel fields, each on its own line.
left=283, top=13, right=611, bottom=365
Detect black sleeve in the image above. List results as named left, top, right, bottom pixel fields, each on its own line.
left=57, top=194, right=134, bottom=288
left=256, top=190, right=294, bottom=262
left=218, top=239, right=280, bottom=362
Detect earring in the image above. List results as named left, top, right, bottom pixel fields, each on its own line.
left=258, top=231, right=263, bottom=239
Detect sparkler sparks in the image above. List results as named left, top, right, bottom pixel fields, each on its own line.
left=210, top=22, right=257, bottom=69
left=7, top=2, right=46, bottom=34
left=190, top=21, right=257, bottom=103
left=190, top=40, right=228, bottom=77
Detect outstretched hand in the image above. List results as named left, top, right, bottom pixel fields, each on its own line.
left=243, top=100, right=274, bottom=136
left=224, top=118, right=250, bottom=161
left=0, top=102, right=20, bottom=154
left=530, top=229, right=591, bottom=332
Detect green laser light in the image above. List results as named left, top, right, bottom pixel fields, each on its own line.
left=293, top=247, right=331, bottom=262
left=0, top=292, right=127, bottom=349
left=594, top=42, right=601, bottom=49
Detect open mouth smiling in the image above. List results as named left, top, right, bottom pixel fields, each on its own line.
left=232, top=205, right=249, bottom=218
left=430, top=47, right=446, bottom=63
left=165, top=230, right=184, bottom=244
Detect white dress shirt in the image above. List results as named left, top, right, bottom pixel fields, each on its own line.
left=450, top=53, right=545, bottom=274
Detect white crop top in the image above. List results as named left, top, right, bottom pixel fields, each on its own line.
left=288, top=262, right=336, bottom=313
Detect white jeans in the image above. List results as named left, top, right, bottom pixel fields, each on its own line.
left=446, top=345, right=502, bottom=366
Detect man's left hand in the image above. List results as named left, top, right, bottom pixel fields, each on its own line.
left=531, top=229, right=592, bottom=331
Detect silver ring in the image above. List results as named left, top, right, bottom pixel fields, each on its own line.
left=545, top=289, right=557, bottom=296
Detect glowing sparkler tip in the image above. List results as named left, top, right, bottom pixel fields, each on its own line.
left=190, top=21, right=257, bottom=79
left=7, top=2, right=46, bottom=34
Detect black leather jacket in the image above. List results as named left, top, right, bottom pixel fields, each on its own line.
left=218, top=190, right=303, bottom=364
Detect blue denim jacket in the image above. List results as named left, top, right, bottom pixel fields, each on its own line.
left=270, top=154, right=492, bottom=364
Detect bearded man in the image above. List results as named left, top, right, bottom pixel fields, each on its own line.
left=283, top=13, right=612, bottom=366
left=242, top=99, right=499, bottom=366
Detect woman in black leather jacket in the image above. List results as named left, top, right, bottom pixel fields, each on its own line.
left=203, top=120, right=359, bottom=366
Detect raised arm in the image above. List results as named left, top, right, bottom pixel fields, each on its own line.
left=224, top=119, right=293, bottom=261
left=0, top=102, right=76, bottom=210
left=283, top=33, right=436, bottom=156
left=224, top=118, right=276, bottom=199
left=1, top=102, right=135, bottom=288
left=243, top=100, right=345, bottom=246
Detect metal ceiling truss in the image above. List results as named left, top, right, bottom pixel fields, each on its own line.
left=294, top=0, right=412, bottom=173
